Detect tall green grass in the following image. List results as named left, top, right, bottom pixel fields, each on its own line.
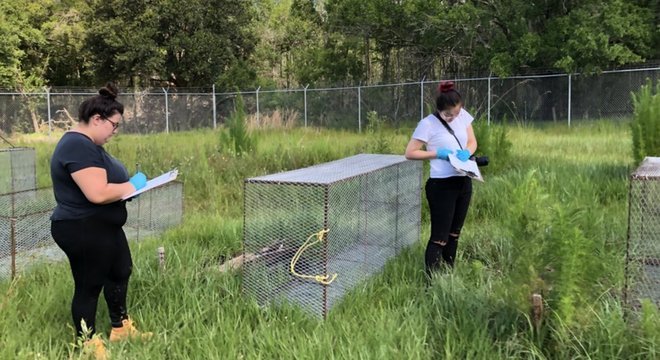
left=1, top=121, right=658, bottom=359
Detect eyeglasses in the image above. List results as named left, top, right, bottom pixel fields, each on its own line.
left=103, top=117, right=120, bottom=130
left=440, top=111, right=458, bottom=121
left=440, top=108, right=461, bottom=120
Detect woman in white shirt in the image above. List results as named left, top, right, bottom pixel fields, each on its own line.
left=405, top=81, right=478, bottom=277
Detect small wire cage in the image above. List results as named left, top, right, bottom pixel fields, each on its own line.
left=0, top=147, right=37, bottom=195
left=626, top=157, right=660, bottom=309
left=0, top=182, right=184, bottom=280
left=242, top=154, right=423, bottom=318
left=0, top=188, right=57, bottom=279
left=125, top=181, right=184, bottom=241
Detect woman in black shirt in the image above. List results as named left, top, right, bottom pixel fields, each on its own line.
left=50, top=83, right=150, bottom=357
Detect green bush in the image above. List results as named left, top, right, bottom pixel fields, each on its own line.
left=221, top=93, right=256, bottom=156
left=631, top=80, right=660, bottom=163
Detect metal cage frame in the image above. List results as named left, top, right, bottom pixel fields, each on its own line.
left=625, top=156, right=660, bottom=309
left=242, top=154, right=423, bottom=318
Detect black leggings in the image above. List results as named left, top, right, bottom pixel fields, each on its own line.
left=424, top=176, right=472, bottom=275
left=51, top=213, right=132, bottom=337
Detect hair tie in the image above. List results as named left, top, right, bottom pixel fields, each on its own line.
left=98, top=82, right=119, bottom=100
left=438, top=81, right=455, bottom=93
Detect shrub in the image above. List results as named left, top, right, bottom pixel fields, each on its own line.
left=631, top=80, right=660, bottom=163
left=221, top=93, right=256, bottom=156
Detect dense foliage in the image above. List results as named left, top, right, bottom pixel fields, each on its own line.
left=0, top=0, right=657, bottom=90
left=631, top=81, right=660, bottom=163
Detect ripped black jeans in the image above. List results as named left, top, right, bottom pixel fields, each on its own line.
left=424, top=176, right=472, bottom=276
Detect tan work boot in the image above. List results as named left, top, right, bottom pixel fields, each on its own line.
left=82, top=336, right=108, bottom=360
left=109, top=318, right=153, bottom=342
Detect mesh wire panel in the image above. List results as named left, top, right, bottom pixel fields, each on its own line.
left=49, top=92, right=94, bottom=131
left=307, top=88, right=360, bottom=129
left=167, top=91, right=214, bottom=131
left=125, top=181, right=184, bottom=241
left=0, top=93, right=48, bottom=134
left=0, top=188, right=56, bottom=279
left=0, top=148, right=37, bottom=195
left=0, top=183, right=183, bottom=280
left=626, top=157, right=660, bottom=309
left=257, top=90, right=305, bottom=128
left=3, top=68, right=660, bottom=133
left=572, top=69, right=660, bottom=120
left=360, top=83, right=421, bottom=126
left=243, top=154, right=422, bottom=318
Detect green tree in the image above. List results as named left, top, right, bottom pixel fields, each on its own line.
left=41, top=0, right=92, bottom=85
left=322, top=0, right=656, bottom=81
left=85, top=0, right=257, bottom=88
left=0, top=0, right=47, bottom=89
left=253, top=0, right=340, bottom=87
left=547, top=0, right=654, bottom=73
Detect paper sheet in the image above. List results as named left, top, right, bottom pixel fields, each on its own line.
left=122, top=169, right=179, bottom=200
left=447, top=154, right=484, bottom=182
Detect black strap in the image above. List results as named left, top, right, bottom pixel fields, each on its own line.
left=433, top=112, right=463, bottom=150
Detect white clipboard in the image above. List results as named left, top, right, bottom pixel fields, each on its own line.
left=447, top=154, right=484, bottom=182
left=122, top=169, right=179, bottom=200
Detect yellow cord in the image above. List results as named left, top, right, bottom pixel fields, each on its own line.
left=290, top=229, right=337, bottom=285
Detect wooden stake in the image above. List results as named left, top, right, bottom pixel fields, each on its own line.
left=157, top=246, right=166, bottom=271
left=532, top=293, right=544, bottom=331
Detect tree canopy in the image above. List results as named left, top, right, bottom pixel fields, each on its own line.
left=0, top=0, right=657, bottom=90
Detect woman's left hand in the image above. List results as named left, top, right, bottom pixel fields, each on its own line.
left=456, top=149, right=471, bottom=162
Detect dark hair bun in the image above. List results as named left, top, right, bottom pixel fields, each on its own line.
left=98, top=82, right=119, bottom=100
left=438, top=81, right=455, bottom=93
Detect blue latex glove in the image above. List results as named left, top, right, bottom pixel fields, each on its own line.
left=129, top=172, right=147, bottom=191
left=436, top=148, right=453, bottom=160
left=456, top=149, right=471, bottom=162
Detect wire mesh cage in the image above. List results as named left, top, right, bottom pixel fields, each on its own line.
left=243, top=154, right=422, bottom=318
left=125, top=181, right=184, bottom=241
left=0, top=182, right=184, bottom=280
left=0, top=188, right=57, bottom=279
left=626, top=157, right=660, bottom=309
left=0, top=147, right=37, bottom=195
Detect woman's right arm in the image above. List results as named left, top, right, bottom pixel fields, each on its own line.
left=71, top=167, right=135, bottom=204
left=405, top=138, right=436, bottom=160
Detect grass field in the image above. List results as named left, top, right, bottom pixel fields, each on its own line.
left=1, top=120, right=659, bottom=359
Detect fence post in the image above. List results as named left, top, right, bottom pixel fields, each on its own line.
left=212, top=84, right=217, bottom=129
left=567, top=74, right=572, bottom=127
left=256, top=86, right=261, bottom=125
left=420, top=76, right=425, bottom=120
left=304, top=84, right=309, bottom=128
left=46, top=87, right=52, bottom=135
left=162, top=88, right=169, bottom=133
left=357, top=84, right=362, bottom=133
left=487, top=75, right=492, bottom=126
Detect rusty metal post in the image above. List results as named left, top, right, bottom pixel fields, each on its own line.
left=322, top=185, right=329, bottom=319
left=10, top=217, right=16, bottom=279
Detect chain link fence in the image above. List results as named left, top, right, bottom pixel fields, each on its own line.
left=243, top=154, right=422, bottom=318
left=1, top=68, right=658, bottom=135
left=625, top=157, right=660, bottom=309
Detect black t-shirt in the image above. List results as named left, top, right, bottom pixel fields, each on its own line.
left=50, top=132, right=129, bottom=222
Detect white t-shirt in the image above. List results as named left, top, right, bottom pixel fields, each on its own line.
left=411, top=108, right=474, bottom=178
